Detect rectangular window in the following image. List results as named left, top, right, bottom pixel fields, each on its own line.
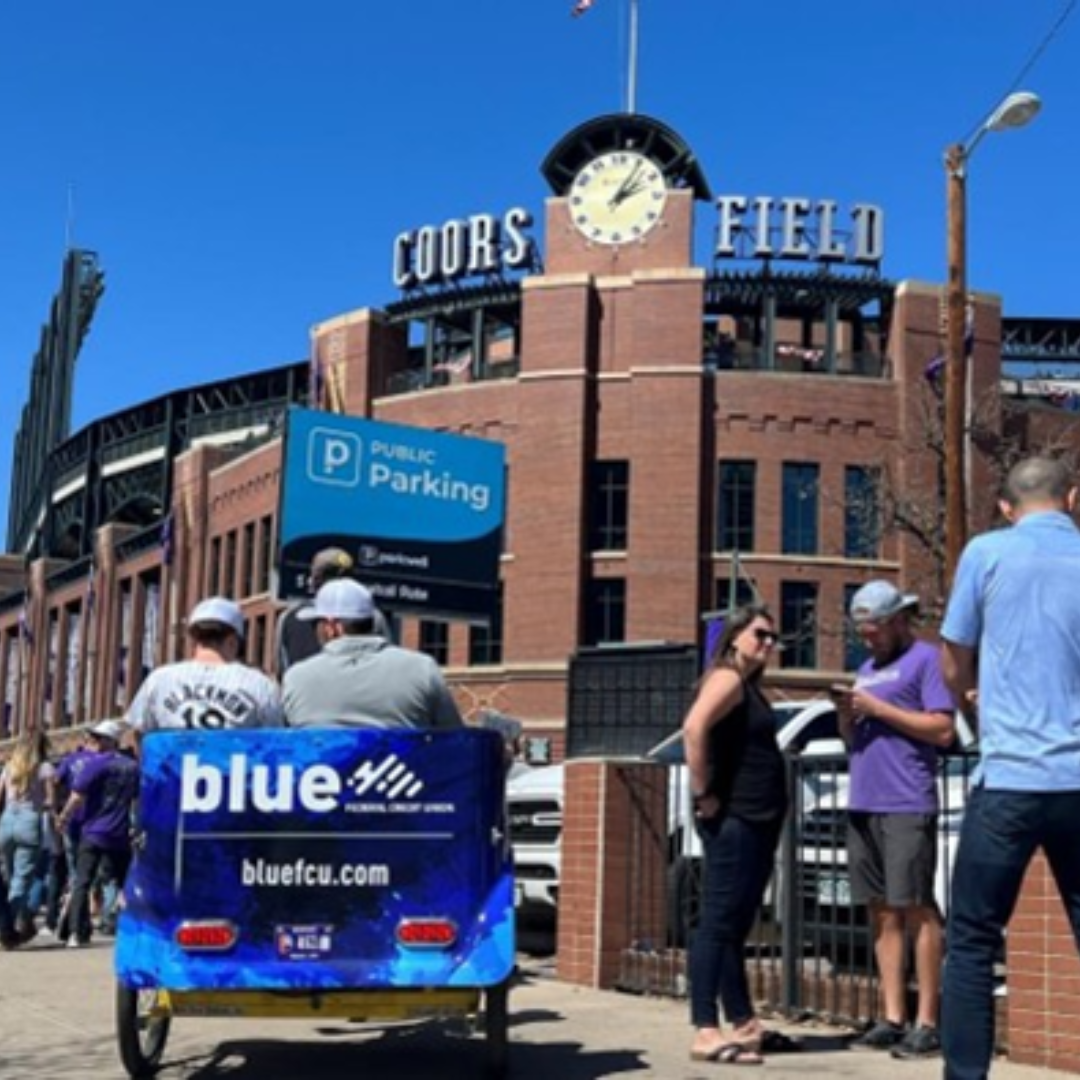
left=116, top=582, right=133, bottom=710
left=844, top=583, right=867, bottom=672
left=845, top=466, right=881, bottom=559
left=585, top=578, right=626, bottom=646
left=419, top=620, right=450, bottom=665
left=713, top=576, right=756, bottom=613
left=258, top=515, right=274, bottom=594
left=780, top=581, right=818, bottom=669
left=469, top=586, right=504, bottom=666
left=224, top=531, right=238, bottom=597
left=209, top=536, right=222, bottom=595
left=63, top=605, right=81, bottom=727
left=716, top=461, right=756, bottom=552
left=141, top=576, right=162, bottom=682
left=782, top=463, right=819, bottom=555
left=589, top=460, right=630, bottom=551
left=253, top=614, right=269, bottom=672
left=242, top=522, right=257, bottom=598
left=2, top=631, right=17, bottom=739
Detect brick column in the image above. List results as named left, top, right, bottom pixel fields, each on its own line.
left=1006, top=854, right=1080, bottom=1071
left=556, top=759, right=669, bottom=988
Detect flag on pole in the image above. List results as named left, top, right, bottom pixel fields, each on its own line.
left=18, top=606, right=33, bottom=649
left=161, top=511, right=175, bottom=567
left=86, top=557, right=97, bottom=614
left=571, top=0, right=595, bottom=16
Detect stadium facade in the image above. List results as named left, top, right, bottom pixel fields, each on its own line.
left=3, top=113, right=1080, bottom=745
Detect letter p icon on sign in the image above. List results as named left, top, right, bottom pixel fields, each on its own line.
left=308, top=428, right=362, bottom=487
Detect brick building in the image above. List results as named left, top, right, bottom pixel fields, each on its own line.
left=4, top=110, right=1080, bottom=1069
left=4, top=112, right=1079, bottom=746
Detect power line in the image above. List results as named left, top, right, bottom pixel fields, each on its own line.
left=963, top=0, right=1079, bottom=145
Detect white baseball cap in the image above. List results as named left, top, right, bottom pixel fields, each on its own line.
left=89, top=719, right=126, bottom=742
left=299, top=579, right=376, bottom=622
left=188, top=596, right=246, bottom=639
left=849, top=581, right=919, bottom=624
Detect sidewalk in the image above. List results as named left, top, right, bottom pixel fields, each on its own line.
left=0, top=937, right=1072, bottom=1079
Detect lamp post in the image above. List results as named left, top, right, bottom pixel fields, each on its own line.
left=944, top=90, right=1042, bottom=582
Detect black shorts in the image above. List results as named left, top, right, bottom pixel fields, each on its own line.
left=847, top=811, right=939, bottom=909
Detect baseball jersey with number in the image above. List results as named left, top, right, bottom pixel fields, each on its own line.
left=125, top=660, right=285, bottom=732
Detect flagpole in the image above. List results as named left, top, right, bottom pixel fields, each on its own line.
left=626, top=0, right=639, bottom=114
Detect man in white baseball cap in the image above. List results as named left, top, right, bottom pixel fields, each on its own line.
left=283, top=579, right=461, bottom=731
left=125, top=595, right=284, bottom=739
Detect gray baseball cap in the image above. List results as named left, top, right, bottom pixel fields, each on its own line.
left=849, top=581, right=919, bottom=623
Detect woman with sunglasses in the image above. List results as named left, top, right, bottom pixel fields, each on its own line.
left=683, top=605, right=787, bottom=1066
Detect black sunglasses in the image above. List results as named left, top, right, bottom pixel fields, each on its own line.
left=753, top=628, right=779, bottom=645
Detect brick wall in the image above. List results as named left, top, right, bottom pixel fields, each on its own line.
left=1007, top=854, right=1080, bottom=1071
left=557, top=759, right=669, bottom=988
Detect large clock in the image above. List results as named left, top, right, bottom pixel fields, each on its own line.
left=569, top=150, right=668, bottom=245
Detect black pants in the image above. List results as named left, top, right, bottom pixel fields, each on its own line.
left=66, top=842, right=131, bottom=943
left=689, top=813, right=781, bottom=1028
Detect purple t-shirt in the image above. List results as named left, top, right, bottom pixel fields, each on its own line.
left=848, top=639, right=954, bottom=813
left=73, top=750, right=139, bottom=851
left=56, top=749, right=96, bottom=837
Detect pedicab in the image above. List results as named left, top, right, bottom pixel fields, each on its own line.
left=114, top=726, right=515, bottom=1077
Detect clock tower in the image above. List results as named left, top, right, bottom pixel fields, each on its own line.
left=539, top=113, right=711, bottom=275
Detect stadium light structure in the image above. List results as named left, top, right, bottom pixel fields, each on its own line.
left=944, top=91, right=1042, bottom=582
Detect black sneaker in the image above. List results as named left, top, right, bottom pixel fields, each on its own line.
left=851, top=1020, right=906, bottom=1051
left=891, top=1025, right=942, bottom=1060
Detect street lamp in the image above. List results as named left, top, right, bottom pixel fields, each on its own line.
left=944, top=91, right=1042, bottom=582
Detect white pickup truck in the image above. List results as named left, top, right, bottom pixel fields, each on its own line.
left=505, top=698, right=842, bottom=915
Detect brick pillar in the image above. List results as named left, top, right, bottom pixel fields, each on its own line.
left=556, top=759, right=669, bottom=988
left=1006, top=854, right=1080, bottom=1072
left=311, top=308, right=408, bottom=417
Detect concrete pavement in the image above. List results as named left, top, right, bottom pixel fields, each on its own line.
left=0, top=935, right=1071, bottom=1079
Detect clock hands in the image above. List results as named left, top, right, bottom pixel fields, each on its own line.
left=608, top=161, right=646, bottom=210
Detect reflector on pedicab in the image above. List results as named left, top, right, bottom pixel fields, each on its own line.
left=395, top=918, right=458, bottom=948
left=174, top=920, right=239, bottom=951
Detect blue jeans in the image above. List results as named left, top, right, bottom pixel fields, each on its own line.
left=0, top=804, right=43, bottom=928
left=689, top=813, right=781, bottom=1028
left=942, top=787, right=1080, bottom=1080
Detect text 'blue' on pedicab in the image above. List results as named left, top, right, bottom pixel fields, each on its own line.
left=114, top=727, right=515, bottom=1077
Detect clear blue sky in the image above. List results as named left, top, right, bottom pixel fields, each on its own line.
left=2, top=1, right=1078, bottom=537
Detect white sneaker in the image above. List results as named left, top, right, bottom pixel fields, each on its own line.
left=67, top=938, right=89, bottom=949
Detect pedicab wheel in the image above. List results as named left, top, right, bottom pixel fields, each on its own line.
left=116, top=982, right=171, bottom=1078
left=484, top=978, right=511, bottom=1078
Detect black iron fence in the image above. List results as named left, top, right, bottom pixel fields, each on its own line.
left=618, top=747, right=980, bottom=1027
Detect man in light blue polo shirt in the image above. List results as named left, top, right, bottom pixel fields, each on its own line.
left=940, top=456, right=1080, bottom=1080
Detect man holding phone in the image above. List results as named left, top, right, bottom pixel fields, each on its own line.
left=839, top=581, right=955, bottom=1060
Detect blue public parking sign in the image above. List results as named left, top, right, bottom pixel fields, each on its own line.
left=278, top=408, right=505, bottom=620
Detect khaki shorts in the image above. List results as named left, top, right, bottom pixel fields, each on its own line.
left=847, top=811, right=939, bottom=909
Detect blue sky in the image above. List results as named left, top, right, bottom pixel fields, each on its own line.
left=1, top=1, right=1077, bottom=536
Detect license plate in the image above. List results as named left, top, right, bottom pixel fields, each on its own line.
left=816, top=873, right=852, bottom=907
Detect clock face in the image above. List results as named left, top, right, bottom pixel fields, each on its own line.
left=570, top=150, right=668, bottom=246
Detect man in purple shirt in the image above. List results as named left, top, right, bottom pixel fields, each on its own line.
left=834, top=581, right=955, bottom=1060
left=56, top=719, right=139, bottom=948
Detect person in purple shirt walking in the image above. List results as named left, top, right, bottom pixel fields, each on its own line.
left=56, top=719, right=139, bottom=948
left=833, top=581, right=955, bottom=1060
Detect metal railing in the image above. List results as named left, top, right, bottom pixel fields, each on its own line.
left=618, top=747, right=980, bottom=1027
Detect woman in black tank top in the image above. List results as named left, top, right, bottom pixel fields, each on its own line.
left=683, top=605, right=787, bottom=1065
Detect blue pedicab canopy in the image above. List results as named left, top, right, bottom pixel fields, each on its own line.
left=116, top=728, right=514, bottom=992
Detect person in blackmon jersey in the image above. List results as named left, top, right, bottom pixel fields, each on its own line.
left=282, top=578, right=461, bottom=731
left=125, top=596, right=284, bottom=745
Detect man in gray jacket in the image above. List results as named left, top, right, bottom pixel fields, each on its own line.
left=282, top=579, right=462, bottom=730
